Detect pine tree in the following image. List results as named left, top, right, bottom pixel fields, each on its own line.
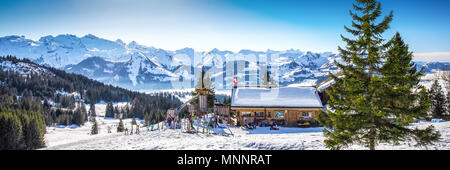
left=89, top=101, right=96, bottom=119
left=72, top=106, right=85, bottom=126
left=318, top=0, right=440, bottom=150
left=261, top=70, right=277, bottom=88
left=90, top=119, right=98, bottom=135
left=0, top=112, right=22, bottom=149
left=131, top=117, right=137, bottom=126
left=114, top=106, right=119, bottom=116
left=149, top=112, right=154, bottom=125
left=80, top=102, right=88, bottom=122
left=447, top=92, right=450, bottom=116
left=105, top=102, right=114, bottom=117
left=192, top=67, right=216, bottom=108
left=117, top=118, right=124, bottom=132
left=430, top=80, right=447, bottom=118
left=156, top=111, right=161, bottom=130
left=21, top=114, right=46, bottom=149
left=144, top=113, right=150, bottom=126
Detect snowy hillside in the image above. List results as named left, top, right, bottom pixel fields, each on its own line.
left=1, top=59, right=55, bottom=76
left=1, top=34, right=449, bottom=91
left=43, top=117, right=450, bottom=150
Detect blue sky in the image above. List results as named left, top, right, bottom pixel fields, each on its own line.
left=0, top=0, right=449, bottom=61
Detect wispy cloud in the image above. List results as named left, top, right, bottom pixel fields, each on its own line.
left=413, top=52, right=450, bottom=62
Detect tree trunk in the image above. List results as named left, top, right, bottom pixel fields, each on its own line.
left=369, top=142, right=375, bottom=150
left=369, top=127, right=376, bottom=150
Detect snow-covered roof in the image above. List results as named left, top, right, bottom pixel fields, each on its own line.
left=315, top=71, right=344, bottom=92
left=317, top=79, right=335, bottom=92
left=231, top=87, right=323, bottom=108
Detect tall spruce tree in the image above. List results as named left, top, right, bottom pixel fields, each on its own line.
left=90, top=119, right=98, bottom=135
left=318, top=0, right=440, bottom=150
left=430, top=80, right=447, bottom=118
left=81, top=102, right=88, bottom=122
left=89, top=101, right=96, bottom=119
left=117, top=118, right=124, bottom=132
left=0, top=112, right=22, bottom=149
left=72, top=107, right=84, bottom=126
left=261, top=70, right=277, bottom=88
left=105, top=102, right=114, bottom=117
left=131, top=117, right=137, bottom=125
left=192, top=67, right=216, bottom=108
left=447, top=92, right=450, bottom=117
left=21, top=114, right=46, bottom=149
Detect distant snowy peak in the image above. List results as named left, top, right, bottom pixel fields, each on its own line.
left=206, top=48, right=233, bottom=55
left=0, top=34, right=344, bottom=90
left=0, top=34, right=339, bottom=68
left=2, top=34, right=449, bottom=91
left=115, top=39, right=125, bottom=46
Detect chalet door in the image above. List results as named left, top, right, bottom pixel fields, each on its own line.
left=288, top=111, right=297, bottom=126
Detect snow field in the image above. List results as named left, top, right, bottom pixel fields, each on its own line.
left=43, top=116, right=450, bottom=150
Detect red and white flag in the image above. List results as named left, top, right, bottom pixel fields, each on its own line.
left=233, top=76, right=238, bottom=85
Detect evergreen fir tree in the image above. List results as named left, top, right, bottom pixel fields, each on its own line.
left=430, top=80, right=447, bottom=118
left=105, top=102, right=114, bottom=117
left=192, top=67, right=216, bottom=108
left=144, top=113, right=150, bottom=126
left=80, top=102, right=88, bottom=122
left=447, top=92, right=450, bottom=115
left=89, top=101, right=96, bottom=119
left=114, top=106, right=119, bottom=116
left=0, top=112, right=22, bottom=149
left=72, top=105, right=86, bottom=126
left=131, top=117, right=137, bottom=126
left=261, top=70, right=277, bottom=88
left=21, top=114, right=46, bottom=149
left=156, top=111, right=161, bottom=130
left=318, top=0, right=440, bottom=150
left=117, top=118, right=124, bottom=132
left=90, top=119, right=98, bottom=135
left=149, top=112, right=154, bottom=125
left=226, top=97, right=232, bottom=105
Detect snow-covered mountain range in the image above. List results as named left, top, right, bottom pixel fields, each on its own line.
left=1, top=34, right=449, bottom=91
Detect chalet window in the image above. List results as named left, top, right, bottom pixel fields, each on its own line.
left=260, top=112, right=264, bottom=117
left=268, top=112, right=271, bottom=117
left=302, top=112, right=311, bottom=117
left=274, top=111, right=284, bottom=118
left=256, top=112, right=261, bottom=117
left=242, top=112, right=251, bottom=117
left=244, top=112, right=252, bottom=116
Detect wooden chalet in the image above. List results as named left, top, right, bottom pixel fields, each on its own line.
left=230, top=86, right=324, bottom=127
left=214, top=102, right=231, bottom=125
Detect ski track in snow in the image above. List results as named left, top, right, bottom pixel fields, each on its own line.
left=42, top=117, right=450, bottom=150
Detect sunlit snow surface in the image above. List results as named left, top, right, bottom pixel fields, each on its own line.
left=43, top=117, right=450, bottom=150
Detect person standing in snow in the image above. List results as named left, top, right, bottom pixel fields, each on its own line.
left=188, top=114, right=192, bottom=130
left=215, top=115, right=219, bottom=128
left=136, top=124, right=140, bottom=134
left=151, top=120, right=155, bottom=131
left=214, top=115, right=217, bottom=128
left=168, top=117, right=171, bottom=129
left=173, top=116, right=176, bottom=129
